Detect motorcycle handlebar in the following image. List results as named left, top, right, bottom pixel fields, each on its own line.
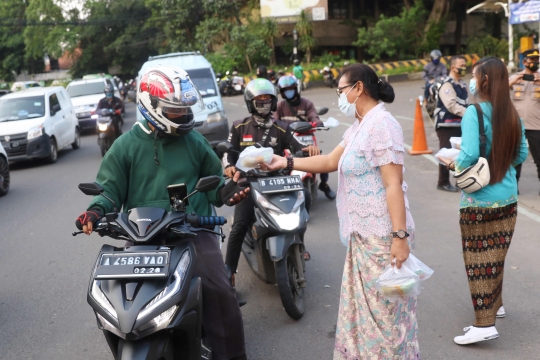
left=186, top=215, right=227, bottom=227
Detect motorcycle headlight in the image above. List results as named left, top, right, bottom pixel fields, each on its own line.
left=98, top=123, right=109, bottom=131
left=136, top=250, right=190, bottom=323
left=207, top=111, right=225, bottom=124
left=91, top=280, right=118, bottom=320
left=254, top=189, right=283, bottom=215
left=27, top=124, right=43, bottom=140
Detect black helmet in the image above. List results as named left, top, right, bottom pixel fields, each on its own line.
left=293, top=59, right=300, bottom=66
left=104, top=84, right=114, bottom=98
left=244, top=78, right=277, bottom=115
left=257, top=65, right=268, bottom=79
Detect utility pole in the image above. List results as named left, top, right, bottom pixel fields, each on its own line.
left=293, top=29, right=298, bottom=61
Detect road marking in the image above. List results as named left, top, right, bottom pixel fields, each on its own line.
left=403, top=144, right=439, bottom=166
left=228, top=102, right=239, bottom=106
left=395, top=115, right=414, bottom=121
left=519, top=206, right=540, bottom=223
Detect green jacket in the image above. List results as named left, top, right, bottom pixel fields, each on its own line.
left=87, top=120, right=224, bottom=216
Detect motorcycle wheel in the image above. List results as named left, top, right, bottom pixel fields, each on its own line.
left=275, top=247, right=305, bottom=320
left=0, top=156, right=9, bottom=196
left=304, top=178, right=315, bottom=205
left=100, top=138, right=110, bottom=157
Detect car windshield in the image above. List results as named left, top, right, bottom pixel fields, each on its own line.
left=67, top=82, right=104, bottom=97
left=187, top=68, right=218, bottom=98
left=0, top=96, right=46, bottom=122
left=26, top=83, right=41, bottom=88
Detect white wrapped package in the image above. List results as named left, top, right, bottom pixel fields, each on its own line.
left=450, top=137, right=462, bottom=149
left=236, top=146, right=274, bottom=171
left=323, top=117, right=340, bottom=128
left=435, top=147, right=460, bottom=166
left=375, top=263, right=421, bottom=302
left=403, top=254, right=434, bottom=281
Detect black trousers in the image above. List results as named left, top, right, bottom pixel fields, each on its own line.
left=179, top=232, right=245, bottom=360
left=226, top=189, right=311, bottom=274
left=320, top=173, right=329, bottom=183
left=436, top=127, right=462, bottom=186
left=515, top=129, right=540, bottom=182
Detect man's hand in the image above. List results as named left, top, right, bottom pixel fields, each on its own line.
left=534, top=72, right=540, bottom=83
left=260, top=154, right=287, bottom=171
left=224, top=166, right=237, bottom=179
left=302, top=145, right=321, bottom=157
left=390, top=239, right=410, bottom=269
left=509, top=73, right=524, bottom=87
left=75, top=209, right=103, bottom=235
left=227, top=171, right=250, bottom=205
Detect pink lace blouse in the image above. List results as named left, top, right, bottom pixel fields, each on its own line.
left=336, top=103, right=415, bottom=246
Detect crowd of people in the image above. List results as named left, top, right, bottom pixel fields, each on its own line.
left=73, top=49, right=538, bottom=358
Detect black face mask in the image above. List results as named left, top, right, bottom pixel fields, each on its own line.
left=456, top=67, right=467, bottom=77
left=528, top=62, right=539, bottom=72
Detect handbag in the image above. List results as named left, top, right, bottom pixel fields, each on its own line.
left=453, top=103, right=491, bottom=193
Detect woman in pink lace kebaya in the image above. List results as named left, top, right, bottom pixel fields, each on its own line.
left=262, top=64, right=419, bottom=359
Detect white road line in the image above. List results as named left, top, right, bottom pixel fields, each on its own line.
left=228, top=102, right=239, bottom=106
left=395, top=115, right=415, bottom=121
left=403, top=144, right=439, bottom=166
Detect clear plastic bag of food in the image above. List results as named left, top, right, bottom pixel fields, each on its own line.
left=450, top=137, right=462, bottom=149
left=236, top=146, right=273, bottom=171
left=403, top=254, right=434, bottom=281
left=435, top=147, right=460, bottom=166
left=375, top=263, right=421, bottom=302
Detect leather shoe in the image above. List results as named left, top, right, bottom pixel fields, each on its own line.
left=319, top=182, right=336, bottom=200
left=437, top=184, right=459, bottom=192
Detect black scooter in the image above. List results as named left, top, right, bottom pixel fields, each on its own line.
left=74, top=176, right=228, bottom=359
left=93, top=107, right=123, bottom=157
left=217, top=143, right=309, bottom=320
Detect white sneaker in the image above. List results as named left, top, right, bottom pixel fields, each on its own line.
left=496, top=306, right=505, bottom=318
left=454, top=326, right=499, bottom=345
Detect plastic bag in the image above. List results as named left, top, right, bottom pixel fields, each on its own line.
left=323, top=117, right=340, bottom=128
left=403, top=254, right=434, bottom=281
left=435, top=147, right=460, bottom=166
left=450, top=137, right=462, bottom=149
left=236, top=146, right=273, bottom=171
left=375, top=263, right=421, bottom=302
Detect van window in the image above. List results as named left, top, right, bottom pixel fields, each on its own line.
left=0, top=96, right=46, bottom=121
left=49, top=93, right=61, bottom=111
left=187, top=68, right=218, bottom=98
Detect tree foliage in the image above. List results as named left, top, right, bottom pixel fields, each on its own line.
left=0, top=0, right=27, bottom=80
left=295, top=10, right=316, bottom=64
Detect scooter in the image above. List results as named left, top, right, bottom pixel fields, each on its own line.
left=320, top=66, right=337, bottom=88
left=217, top=142, right=309, bottom=320
left=92, top=107, right=123, bottom=157
left=423, top=77, right=444, bottom=126
left=219, top=71, right=244, bottom=96
left=73, top=176, right=230, bottom=359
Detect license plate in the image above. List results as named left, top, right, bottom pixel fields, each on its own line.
left=94, top=251, right=170, bottom=279
left=294, top=135, right=314, bottom=146
left=257, top=175, right=303, bottom=194
left=77, top=112, right=91, bottom=118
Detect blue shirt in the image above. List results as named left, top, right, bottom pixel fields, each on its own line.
left=456, top=102, right=528, bottom=208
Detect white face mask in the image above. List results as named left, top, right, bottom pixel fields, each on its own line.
left=338, top=83, right=360, bottom=118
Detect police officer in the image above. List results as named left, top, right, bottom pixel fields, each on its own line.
left=510, top=48, right=540, bottom=194
left=434, top=55, right=469, bottom=192
left=423, top=49, right=448, bottom=100
left=224, top=78, right=319, bottom=285
left=274, top=75, right=336, bottom=199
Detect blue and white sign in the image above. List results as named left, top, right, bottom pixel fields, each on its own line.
left=510, top=0, right=540, bottom=25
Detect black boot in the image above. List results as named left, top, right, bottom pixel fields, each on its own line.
left=318, top=182, right=336, bottom=200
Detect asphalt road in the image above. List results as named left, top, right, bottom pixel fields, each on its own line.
left=1, top=82, right=539, bottom=360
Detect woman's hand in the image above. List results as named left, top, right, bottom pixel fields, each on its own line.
left=260, top=154, right=287, bottom=171
left=302, top=145, right=321, bottom=157
left=390, top=239, right=410, bottom=269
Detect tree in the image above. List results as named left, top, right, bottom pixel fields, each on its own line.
left=295, top=10, right=316, bottom=63
left=260, top=18, right=279, bottom=65
left=0, top=0, right=28, bottom=80
left=424, top=0, right=453, bottom=40
left=24, top=0, right=67, bottom=62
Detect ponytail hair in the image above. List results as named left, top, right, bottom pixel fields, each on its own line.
left=341, top=64, right=395, bottom=103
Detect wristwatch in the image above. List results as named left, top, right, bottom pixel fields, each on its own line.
left=391, top=230, right=410, bottom=239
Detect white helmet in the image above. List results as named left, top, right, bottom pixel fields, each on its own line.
left=137, top=65, right=204, bottom=136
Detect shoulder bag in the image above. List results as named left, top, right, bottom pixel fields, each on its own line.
left=453, top=103, right=491, bottom=193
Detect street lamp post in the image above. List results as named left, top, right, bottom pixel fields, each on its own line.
left=293, top=29, right=298, bottom=61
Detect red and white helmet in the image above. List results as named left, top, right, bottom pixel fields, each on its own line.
left=137, top=65, right=204, bottom=136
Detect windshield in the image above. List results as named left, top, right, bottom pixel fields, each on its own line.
left=187, top=68, right=218, bottom=98
left=67, top=82, right=104, bottom=97
left=0, top=96, right=46, bottom=122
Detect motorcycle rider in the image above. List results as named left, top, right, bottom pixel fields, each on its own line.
left=95, top=84, right=124, bottom=137
left=293, top=59, right=304, bottom=92
left=223, top=78, right=320, bottom=285
left=75, top=66, right=249, bottom=360
left=274, top=75, right=336, bottom=200
left=423, top=49, right=448, bottom=100
left=256, top=65, right=268, bottom=80
left=433, top=55, right=468, bottom=192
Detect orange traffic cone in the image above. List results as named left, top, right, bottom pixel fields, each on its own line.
left=409, top=98, right=432, bottom=155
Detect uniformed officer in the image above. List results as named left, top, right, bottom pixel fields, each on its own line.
left=433, top=55, right=469, bottom=192
left=509, top=48, right=540, bottom=193
left=223, top=78, right=319, bottom=285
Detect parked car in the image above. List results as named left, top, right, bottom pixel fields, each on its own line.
left=11, top=81, right=41, bottom=92
left=0, top=87, right=80, bottom=164
left=136, top=52, right=229, bottom=150
left=0, top=142, right=9, bottom=196
left=66, top=77, right=122, bottom=132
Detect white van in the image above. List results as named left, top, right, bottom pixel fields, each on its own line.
left=137, top=52, right=228, bottom=149
left=0, top=87, right=80, bottom=164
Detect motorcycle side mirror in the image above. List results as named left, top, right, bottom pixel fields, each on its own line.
left=78, top=182, right=104, bottom=196
left=195, top=176, right=222, bottom=193
left=316, top=107, right=329, bottom=116
left=217, top=142, right=233, bottom=153
left=289, top=122, right=313, bottom=133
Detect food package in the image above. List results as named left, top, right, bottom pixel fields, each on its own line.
left=236, top=146, right=274, bottom=171
left=450, top=137, right=462, bottom=149
left=403, top=254, right=434, bottom=281
left=435, top=147, right=460, bottom=166
left=375, top=263, right=421, bottom=302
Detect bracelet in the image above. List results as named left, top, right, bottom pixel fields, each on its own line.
left=285, top=156, right=294, bottom=171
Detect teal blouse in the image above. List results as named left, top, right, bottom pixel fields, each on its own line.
left=455, top=102, right=528, bottom=208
